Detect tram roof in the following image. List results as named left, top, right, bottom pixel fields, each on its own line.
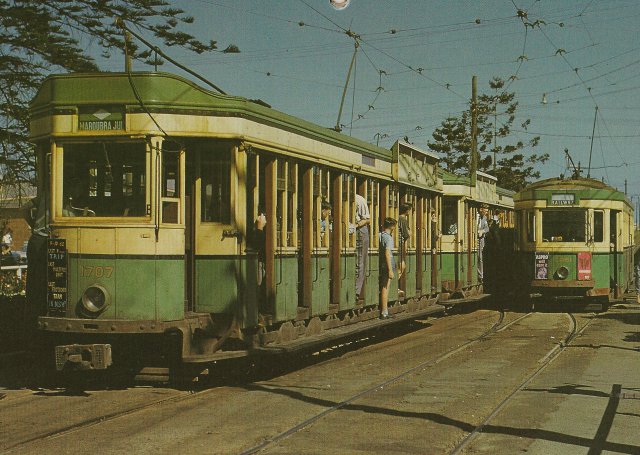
left=30, top=71, right=392, bottom=161
left=516, top=177, right=632, bottom=206
left=438, top=169, right=514, bottom=207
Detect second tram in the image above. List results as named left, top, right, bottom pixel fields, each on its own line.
left=514, top=176, right=634, bottom=309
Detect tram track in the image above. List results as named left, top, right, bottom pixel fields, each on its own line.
left=2, top=387, right=205, bottom=453
left=448, top=312, right=595, bottom=455
left=3, top=309, right=518, bottom=453
left=238, top=309, right=534, bottom=455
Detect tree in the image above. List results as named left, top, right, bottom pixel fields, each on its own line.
left=0, top=0, right=231, bottom=204
left=428, top=77, right=548, bottom=191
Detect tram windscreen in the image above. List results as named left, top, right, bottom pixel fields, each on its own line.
left=62, top=142, right=147, bottom=217
left=542, top=209, right=586, bottom=242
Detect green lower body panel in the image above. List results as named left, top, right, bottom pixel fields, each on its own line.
left=275, top=255, right=299, bottom=321
left=195, top=256, right=258, bottom=328
left=519, top=251, right=635, bottom=298
left=342, top=254, right=356, bottom=309
left=311, top=254, right=330, bottom=316
left=66, top=256, right=184, bottom=322
left=364, top=253, right=379, bottom=307
left=403, top=252, right=417, bottom=298
left=439, top=252, right=461, bottom=290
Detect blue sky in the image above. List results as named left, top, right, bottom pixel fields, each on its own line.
left=101, top=0, right=640, bottom=196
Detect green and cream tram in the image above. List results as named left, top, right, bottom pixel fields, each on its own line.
left=514, top=177, right=634, bottom=308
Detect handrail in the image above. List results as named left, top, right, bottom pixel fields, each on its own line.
left=342, top=221, right=348, bottom=280
left=366, top=229, right=372, bottom=278
left=276, top=241, right=283, bottom=285
left=313, top=220, right=319, bottom=283
left=422, top=228, right=428, bottom=272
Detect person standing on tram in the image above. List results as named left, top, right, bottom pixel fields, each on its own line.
left=254, top=204, right=267, bottom=312
left=379, top=217, right=397, bottom=319
left=354, top=192, right=370, bottom=300
left=477, top=204, right=490, bottom=283
left=397, top=202, right=412, bottom=282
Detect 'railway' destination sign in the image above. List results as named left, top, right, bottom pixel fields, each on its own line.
left=550, top=193, right=576, bottom=206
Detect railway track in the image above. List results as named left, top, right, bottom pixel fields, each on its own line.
left=238, top=309, right=534, bottom=455
left=448, top=312, right=594, bottom=454
left=3, top=308, right=516, bottom=453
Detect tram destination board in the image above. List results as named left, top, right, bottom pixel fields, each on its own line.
left=47, top=238, right=67, bottom=315
left=78, top=106, right=125, bottom=131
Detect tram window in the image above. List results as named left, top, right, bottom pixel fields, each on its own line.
left=162, top=150, right=180, bottom=198
left=442, top=197, right=458, bottom=235
left=430, top=197, right=440, bottom=249
left=542, top=210, right=586, bottom=242
left=287, top=162, right=297, bottom=247
left=63, top=142, right=147, bottom=217
left=398, top=189, right=415, bottom=248
left=273, top=159, right=298, bottom=248
left=201, top=151, right=231, bottom=224
left=314, top=167, right=331, bottom=248
left=343, top=174, right=355, bottom=248
left=594, top=211, right=604, bottom=242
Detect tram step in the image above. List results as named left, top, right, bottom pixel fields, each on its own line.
left=255, top=303, right=446, bottom=355
left=134, top=367, right=170, bottom=383
left=182, top=350, right=249, bottom=363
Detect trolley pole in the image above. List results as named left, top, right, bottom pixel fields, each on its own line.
left=470, top=76, right=478, bottom=188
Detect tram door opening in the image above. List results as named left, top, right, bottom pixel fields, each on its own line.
left=192, top=144, right=238, bottom=317
left=610, top=210, right=619, bottom=296
left=185, top=150, right=195, bottom=312
left=246, top=152, right=269, bottom=313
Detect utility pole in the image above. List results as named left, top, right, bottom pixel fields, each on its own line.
left=470, top=76, right=478, bottom=188
left=124, top=30, right=132, bottom=73
left=493, top=95, right=497, bottom=172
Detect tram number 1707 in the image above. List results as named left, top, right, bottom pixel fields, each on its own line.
left=79, top=266, right=114, bottom=279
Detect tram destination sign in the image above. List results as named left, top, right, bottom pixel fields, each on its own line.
left=549, top=193, right=577, bottom=206
left=47, top=238, right=68, bottom=316
left=78, top=106, right=125, bottom=131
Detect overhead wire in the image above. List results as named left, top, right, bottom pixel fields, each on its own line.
left=515, top=5, right=632, bottom=175
left=172, top=1, right=639, bottom=178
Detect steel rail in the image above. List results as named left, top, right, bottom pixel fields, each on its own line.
left=448, top=312, right=594, bottom=455
left=5, top=310, right=530, bottom=454
left=239, top=310, right=534, bottom=455
left=3, top=387, right=207, bottom=453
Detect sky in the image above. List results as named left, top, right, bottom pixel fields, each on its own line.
left=100, top=0, right=640, bottom=197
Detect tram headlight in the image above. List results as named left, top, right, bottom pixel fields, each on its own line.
left=81, top=285, right=110, bottom=315
left=555, top=266, right=569, bottom=280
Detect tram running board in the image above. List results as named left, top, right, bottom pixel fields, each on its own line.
left=254, top=303, right=446, bottom=355
left=134, top=367, right=170, bottom=383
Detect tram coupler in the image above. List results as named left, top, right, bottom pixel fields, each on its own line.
left=54, top=344, right=113, bottom=371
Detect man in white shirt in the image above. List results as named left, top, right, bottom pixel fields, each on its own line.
left=477, top=205, right=490, bottom=283
left=355, top=193, right=370, bottom=300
